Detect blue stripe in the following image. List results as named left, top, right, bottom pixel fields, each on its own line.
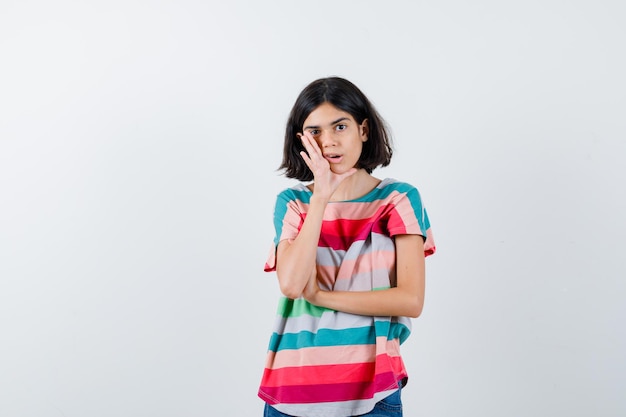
left=268, top=321, right=410, bottom=351
left=272, top=186, right=311, bottom=246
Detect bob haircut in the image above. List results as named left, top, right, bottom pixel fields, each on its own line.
left=279, top=77, right=393, bottom=181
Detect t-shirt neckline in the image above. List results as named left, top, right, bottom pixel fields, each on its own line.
left=302, top=177, right=393, bottom=203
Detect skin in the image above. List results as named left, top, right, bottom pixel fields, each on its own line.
left=276, top=102, right=426, bottom=318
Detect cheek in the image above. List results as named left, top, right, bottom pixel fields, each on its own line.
left=356, top=142, right=366, bottom=158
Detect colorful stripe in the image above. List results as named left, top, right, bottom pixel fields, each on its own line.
left=260, top=178, right=435, bottom=417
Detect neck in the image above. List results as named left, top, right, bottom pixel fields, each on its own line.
left=330, top=170, right=380, bottom=202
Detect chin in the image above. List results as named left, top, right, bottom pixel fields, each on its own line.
left=330, top=167, right=348, bottom=175
left=331, top=165, right=357, bottom=175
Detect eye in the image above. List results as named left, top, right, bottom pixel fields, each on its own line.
left=309, top=129, right=320, bottom=136
left=336, top=124, right=347, bottom=131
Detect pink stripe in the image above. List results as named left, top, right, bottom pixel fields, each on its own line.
left=333, top=251, right=395, bottom=282
left=278, top=207, right=304, bottom=240
left=425, top=228, right=436, bottom=256
left=266, top=339, right=402, bottom=370
left=378, top=337, right=402, bottom=357
left=266, top=344, right=375, bottom=369
left=387, top=196, right=421, bottom=236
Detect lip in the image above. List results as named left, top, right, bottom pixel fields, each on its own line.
left=324, top=154, right=343, bottom=163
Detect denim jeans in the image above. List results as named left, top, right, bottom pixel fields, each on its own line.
left=263, top=385, right=403, bottom=417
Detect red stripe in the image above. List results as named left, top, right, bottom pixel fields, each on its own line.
left=262, top=354, right=404, bottom=386
left=386, top=213, right=408, bottom=235
left=259, top=370, right=404, bottom=405
left=260, top=353, right=405, bottom=389
left=261, top=362, right=375, bottom=387
left=314, top=204, right=397, bottom=251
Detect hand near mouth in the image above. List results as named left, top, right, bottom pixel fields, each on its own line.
left=298, top=131, right=357, bottom=202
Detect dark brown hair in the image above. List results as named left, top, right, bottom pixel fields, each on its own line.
left=279, top=77, right=393, bottom=181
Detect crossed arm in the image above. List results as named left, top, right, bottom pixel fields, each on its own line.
left=307, top=234, right=425, bottom=318
left=275, top=198, right=426, bottom=319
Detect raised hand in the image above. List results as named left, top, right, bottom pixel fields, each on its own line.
left=298, top=131, right=357, bottom=201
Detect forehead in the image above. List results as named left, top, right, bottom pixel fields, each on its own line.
left=303, top=102, right=355, bottom=127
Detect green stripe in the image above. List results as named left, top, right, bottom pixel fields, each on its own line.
left=277, top=297, right=331, bottom=318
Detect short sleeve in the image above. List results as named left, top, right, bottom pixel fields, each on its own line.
left=387, top=185, right=436, bottom=257
left=264, top=189, right=306, bottom=272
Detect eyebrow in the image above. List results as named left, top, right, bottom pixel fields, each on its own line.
left=303, top=117, right=350, bottom=131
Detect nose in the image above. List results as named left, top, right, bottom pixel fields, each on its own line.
left=318, top=130, right=336, bottom=148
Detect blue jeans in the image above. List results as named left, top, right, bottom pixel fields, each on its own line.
left=263, top=386, right=403, bottom=417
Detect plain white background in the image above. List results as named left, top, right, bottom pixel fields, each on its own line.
left=1, top=1, right=625, bottom=416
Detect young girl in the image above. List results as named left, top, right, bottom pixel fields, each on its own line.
left=259, top=77, right=436, bottom=417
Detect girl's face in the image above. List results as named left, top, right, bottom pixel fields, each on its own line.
left=301, top=102, right=368, bottom=174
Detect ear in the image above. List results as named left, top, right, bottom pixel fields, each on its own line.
left=360, top=119, right=369, bottom=142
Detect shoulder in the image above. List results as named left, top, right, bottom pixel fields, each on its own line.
left=376, top=178, right=421, bottom=197
left=373, top=178, right=427, bottom=211
left=275, top=182, right=312, bottom=205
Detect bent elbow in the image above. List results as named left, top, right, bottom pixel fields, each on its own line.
left=278, top=281, right=303, bottom=300
left=408, top=307, right=422, bottom=319
left=280, top=288, right=302, bottom=300
left=276, top=263, right=310, bottom=300
left=406, top=308, right=421, bottom=318
left=406, top=299, right=424, bottom=318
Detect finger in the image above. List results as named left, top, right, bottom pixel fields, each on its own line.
left=299, top=150, right=313, bottom=169
left=300, top=132, right=322, bottom=157
left=298, top=132, right=313, bottom=155
left=298, top=135, right=316, bottom=165
left=299, top=132, right=314, bottom=152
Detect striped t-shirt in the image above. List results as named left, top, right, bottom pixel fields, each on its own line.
left=259, top=178, right=436, bottom=417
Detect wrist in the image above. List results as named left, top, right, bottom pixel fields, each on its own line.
left=308, top=287, right=327, bottom=307
left=309, top=194, right=331, bottom=205
left=304, top=285, right=321, bottom=305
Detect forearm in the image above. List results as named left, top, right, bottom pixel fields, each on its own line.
left=307, top=287, right=424, bottom=318
left=276, top=195, right=328, bottom=298
left=304, top=235, right=426, bottom=317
